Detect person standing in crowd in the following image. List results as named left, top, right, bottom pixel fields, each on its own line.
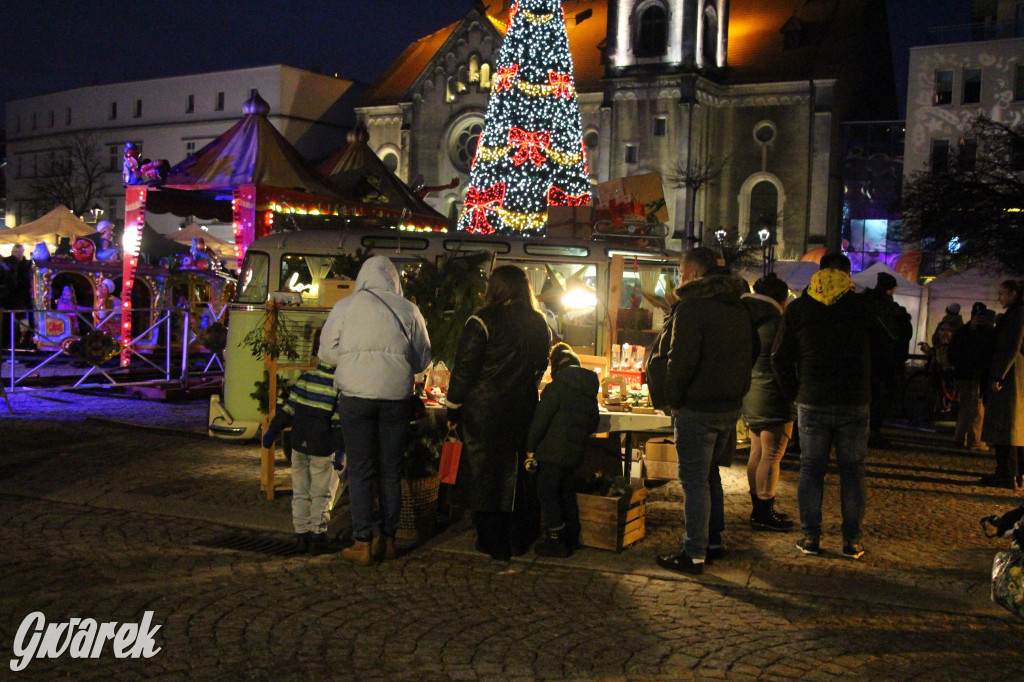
left=319, top=256, right=431, bottom=566
left=979, top=281, right=1024, bottom=489
left=931, top=303, right=964, bottom=368
left=741, top=272, right=796, bottom=532
left=2, top=244, right=34, bottom=349
left=949, top=302, right=996, bottom=453
left=446, top=265, right=550, bottom=562
left=656, top=247, right=754, bottom=575
left=526, top=342, right=600, bottom=558
left=772, top=252, right=892, bottom=561
left=262, top=336, right=343, bottom=555
left=863, top=272, right=913, bottom=448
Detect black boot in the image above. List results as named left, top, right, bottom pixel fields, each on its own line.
left=751, top=497, right=795, bottom=532
left=534, top=527, right=571, bottom=558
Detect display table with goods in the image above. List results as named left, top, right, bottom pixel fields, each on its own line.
left=597, top=407, right=673, bottom=480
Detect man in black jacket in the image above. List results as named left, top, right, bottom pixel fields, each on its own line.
left=863, top=271, right=913, bottom=448
left=656, top=248, right=754, bottom=575
left=772, top=252, right=889, bottom=560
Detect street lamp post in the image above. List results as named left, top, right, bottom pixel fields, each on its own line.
left=90, top=204, right=104, bottom=224
left=758, top=228, right=774, bottom=277
left=714, top=228, right=727, bottom=261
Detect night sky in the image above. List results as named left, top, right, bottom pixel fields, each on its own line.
left=2, top=0, right=967, bottom=117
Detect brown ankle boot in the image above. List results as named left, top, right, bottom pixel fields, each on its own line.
left=341, top=540, right=374, bottom=566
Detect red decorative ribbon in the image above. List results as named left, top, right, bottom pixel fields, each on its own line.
left=508, top=127, right=551, bottom=167
left=464, top=183, right=506, bottom=234
left=547, top=185, right=590, bottom=206
left=548, top=71, right=572, bottom=99
left=494, top=65, right=519, bottom=92
left=509, top=2, right=519, bottom=21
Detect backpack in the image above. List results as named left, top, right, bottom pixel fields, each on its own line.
left=644, top=305, right=675, bottom=410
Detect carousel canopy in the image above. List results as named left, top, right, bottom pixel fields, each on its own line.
left=319, top=127, right=447, bottom=222
left=0, top=205, right=96, bottom=245
left=161, top=92, right=340, bottom=198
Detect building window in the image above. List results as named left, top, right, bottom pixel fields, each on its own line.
left=653, top=117, right=667, bottom=137
left=134, top=100, right=143, bottom=118
left=109, top=145, right=121, bottom=172
left=215, top=92, right=225, bottom=111
left=635, top=4, right=668, bottom=58
left=624, top=143, right=639, bottom=164
left=448, top=118, right=484, bottom=172
left=110, top=102, right=118, bottom=120
left=933, top=70, right=953, bottom=105
left=185, top=141, right=197, bottom=156
left=702, top=5, right=719, bottom=66
left=1016, top=64, right=1024, bottom=100
left=381, top=152, right=399, bottom=172
left=754, top=121, right=777, bottom=145
left=65, top=107, right=71, bottom=125
left=186, top=94, right=195, bottom=113
left=749, top=180, right=779, bottom=240
left=958, top=138, right=977, bottom=172
left=962, top=68, right=981, bottom=104
left=31, top=112, right=37, bottom=130
left=930, top=139, right=950, bottom=174
left=1012, top=137, right=1024, bottom=171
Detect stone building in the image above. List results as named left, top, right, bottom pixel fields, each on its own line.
left=356, top=0, right=895, bottom=255
left=5, top=65, right=359, bottom=233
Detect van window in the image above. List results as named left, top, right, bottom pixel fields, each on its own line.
left=443, top=239, right=511, bottom=254
left=236, top=251, right=270, bottom=303
left=360, top=236, right=429, bottom=251
left=523, top=244, right=590, bottom=258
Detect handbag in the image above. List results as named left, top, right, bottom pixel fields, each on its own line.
left=438, top=428, right=462, bottom=485
left=991, top=546, right=1024, bottom=620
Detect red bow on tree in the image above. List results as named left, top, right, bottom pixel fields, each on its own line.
left=547, top=185, right=590, bottom=206
left=508, top=127, right=551, bottom=167
left=548, top=71, right=572, bottom=99
left=494, top=65, right=519, bottom=92
left=464, top=183, right=507, bottom=234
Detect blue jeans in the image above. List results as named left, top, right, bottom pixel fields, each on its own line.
left=338, top=396, right=412, bottom=541
left=674, top=408, right=739, bottom=560
left=796, top=404, right=869, bottom=543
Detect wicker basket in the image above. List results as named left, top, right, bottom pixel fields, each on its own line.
left=396, top=476, right=440, bottom=545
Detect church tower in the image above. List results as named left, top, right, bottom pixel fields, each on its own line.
left=605, top=0, right=729, bottom=73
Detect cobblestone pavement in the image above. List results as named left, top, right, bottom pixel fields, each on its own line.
left=1, top=390, right=1023, bottom=680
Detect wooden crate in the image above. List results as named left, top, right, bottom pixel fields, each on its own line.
left=576, top=487, right=647, bottom=551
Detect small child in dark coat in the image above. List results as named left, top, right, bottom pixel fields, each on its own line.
left=262, top=359, right=343, bottom=554
left=527, top=342, right=601, bottom=557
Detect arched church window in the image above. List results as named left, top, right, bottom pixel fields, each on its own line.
left=583, top=130, right=600, bottom=176
left=635, top=4, right=668, bottom=58
left=701, top=5, right=718, bottom=67
left=749, top=180, right=779, bottom=240
left=479, top=63, right=492, bottom=89
left=381, top=152, right=399, bottom=173
left=448, top=118, right=484, bottom=172
left=469, top=54, right=480, bottom=83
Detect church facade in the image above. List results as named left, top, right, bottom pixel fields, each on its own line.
left=356, top=0, right=895, bottom=256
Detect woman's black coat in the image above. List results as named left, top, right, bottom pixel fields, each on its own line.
left=446, top=304, right=550, bottom=512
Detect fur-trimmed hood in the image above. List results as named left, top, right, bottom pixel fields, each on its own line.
left=674, top=273, right=749, bottom=303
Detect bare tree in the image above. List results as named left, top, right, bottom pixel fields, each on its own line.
left=665, top=153, right=728, bottom=246
left=27, top=132, right=111, bottom=217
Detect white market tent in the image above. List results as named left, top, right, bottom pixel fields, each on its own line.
left=0, top=205, right=96, bottom=246
left=852, top=261, right=925, bottom=347
left=922, top=266, right=1014, bottom=344
left=739, top=261, right=820, bottom=294
left=168, top=222, right=237, bottom=270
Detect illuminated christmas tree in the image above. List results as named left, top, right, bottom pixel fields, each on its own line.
left=457, top=0, right=591, bottom=236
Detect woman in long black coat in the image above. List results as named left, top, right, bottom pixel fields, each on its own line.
left=446, top=265, right=551, bottom=560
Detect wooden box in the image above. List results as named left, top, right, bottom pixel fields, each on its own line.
left=318, top=278, right=355, bottom=308
left=645, top=437, right=676, bottom=461
left=576, top=487, right=647, bottom=551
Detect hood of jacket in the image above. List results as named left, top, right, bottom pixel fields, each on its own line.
left=808, top=269, right=854, bottom=306
left=554, top=364, right=600, bottom=398
left=742, top=292, right=784, bottom=326
left=673, top=272, right=748, bottom=303
left=355, top=255, right=402, bottom=296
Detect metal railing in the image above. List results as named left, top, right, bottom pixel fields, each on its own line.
left=1, top=305, right=224, bottom=394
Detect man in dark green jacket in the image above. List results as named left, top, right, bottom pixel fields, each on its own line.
left=656, top=248, right=754, bottom=575
left=527, top=343, right=600, bottom=557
